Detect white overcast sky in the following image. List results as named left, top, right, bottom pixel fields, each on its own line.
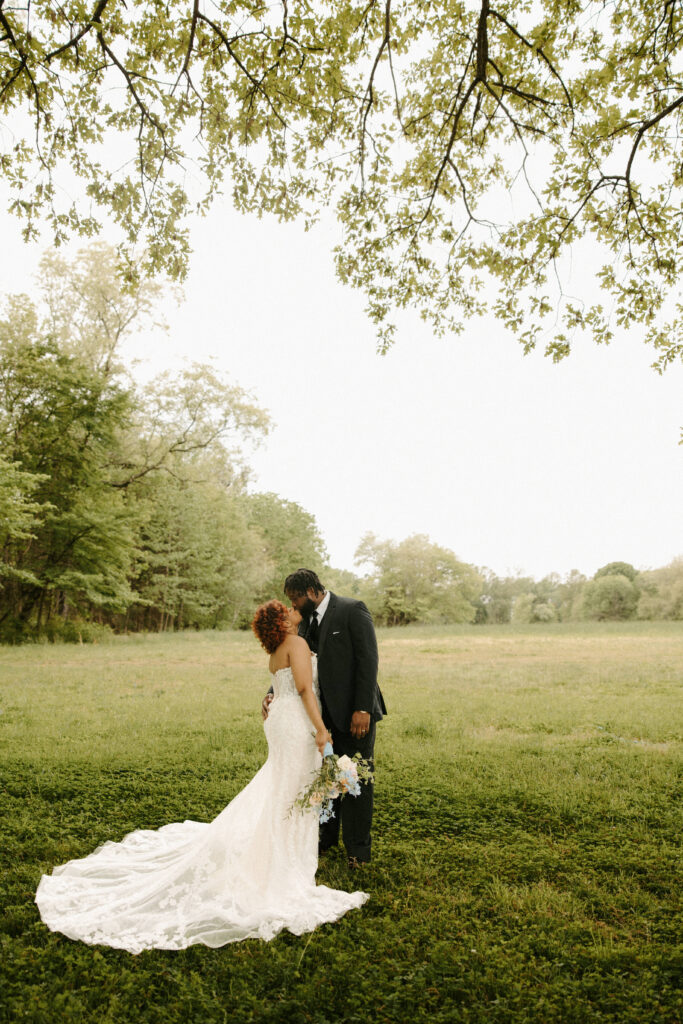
left=1, top=196, right=681, bottom=581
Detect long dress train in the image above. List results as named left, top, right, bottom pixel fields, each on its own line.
left=35, top=660, right=367, bottom=953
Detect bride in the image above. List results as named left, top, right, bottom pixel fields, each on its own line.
left=35, top=601, right=368, bottom=953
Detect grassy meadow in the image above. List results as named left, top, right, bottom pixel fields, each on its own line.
left=1, top=622, right=681, bottom=1023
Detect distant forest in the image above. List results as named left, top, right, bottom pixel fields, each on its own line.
left=2, top=247, right=681, bottom=642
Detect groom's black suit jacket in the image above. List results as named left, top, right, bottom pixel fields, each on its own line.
left=302, top=592, right=386, bottom=734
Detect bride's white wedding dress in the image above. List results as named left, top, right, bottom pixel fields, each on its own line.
left=35, top=658, right=367, bottom=953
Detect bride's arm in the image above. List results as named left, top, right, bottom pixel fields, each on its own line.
left=289, top=637, right=330, bottom=755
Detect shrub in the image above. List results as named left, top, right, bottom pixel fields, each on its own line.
left=43, top=619, right=115, bottom=644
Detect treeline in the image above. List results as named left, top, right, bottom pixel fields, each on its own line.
left=481, top=560, right=683, bottom=624
left=346, top=548, right=683, bottom=626
left=0, top=246, right=326, bottom=643
left=1, top=247, right=681, bottom=643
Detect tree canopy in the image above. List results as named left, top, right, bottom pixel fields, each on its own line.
left=582, top=572, right=640, bottom=621
left=0, top=244, right=274, bottom=638
left=1, top=1, right=682, bottom=364
left=355, top=531, right=482, bottom=624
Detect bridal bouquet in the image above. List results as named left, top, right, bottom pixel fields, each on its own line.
left=293, top=743, right=375, bottom=823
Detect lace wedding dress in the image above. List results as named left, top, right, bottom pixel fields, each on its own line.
left=35, top=658, right=367, bottom=953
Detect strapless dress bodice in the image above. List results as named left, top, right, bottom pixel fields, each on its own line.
left=270, top=656, right=319, bottom=700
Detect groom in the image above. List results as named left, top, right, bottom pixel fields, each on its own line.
left=266, top=568, right=386, bottom=868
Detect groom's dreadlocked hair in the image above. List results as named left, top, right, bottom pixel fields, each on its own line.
left=284, top=569, right=325, bottom=596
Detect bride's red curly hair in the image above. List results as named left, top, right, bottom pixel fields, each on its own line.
left=252, top=600, right=290, bottom=654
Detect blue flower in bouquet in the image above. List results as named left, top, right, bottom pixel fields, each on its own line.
left=335, top=755, right=361, bottom=797
left=319, top=800, right=335, bottom=823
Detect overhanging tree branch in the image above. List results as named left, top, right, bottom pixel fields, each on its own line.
left=45, top=0, right=111, bottom=62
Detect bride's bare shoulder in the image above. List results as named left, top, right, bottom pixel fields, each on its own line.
left=270, top=633, right=307, bottom=671
left=286, top=634, right=309, bottom=651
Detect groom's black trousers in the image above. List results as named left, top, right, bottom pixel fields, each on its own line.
left=319, top=692, right=376, bottom=863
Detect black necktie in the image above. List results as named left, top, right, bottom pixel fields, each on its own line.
left=308, top=611, right=319, bottom=652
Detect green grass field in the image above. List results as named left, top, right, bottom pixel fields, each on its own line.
left=1, top=623, right=681, bottom=1024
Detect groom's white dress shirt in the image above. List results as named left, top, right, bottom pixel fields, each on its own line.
left=314, top=590, right=331, bottom=623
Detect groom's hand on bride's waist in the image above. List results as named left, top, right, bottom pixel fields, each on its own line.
left=349, top=711, right=371, bottom=739
left=261, top=694, right=274, bottom=720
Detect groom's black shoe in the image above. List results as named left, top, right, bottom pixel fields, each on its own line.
left=318, top=842, right=337, bottom=856
left=347, top=856, right=368, bottom=870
